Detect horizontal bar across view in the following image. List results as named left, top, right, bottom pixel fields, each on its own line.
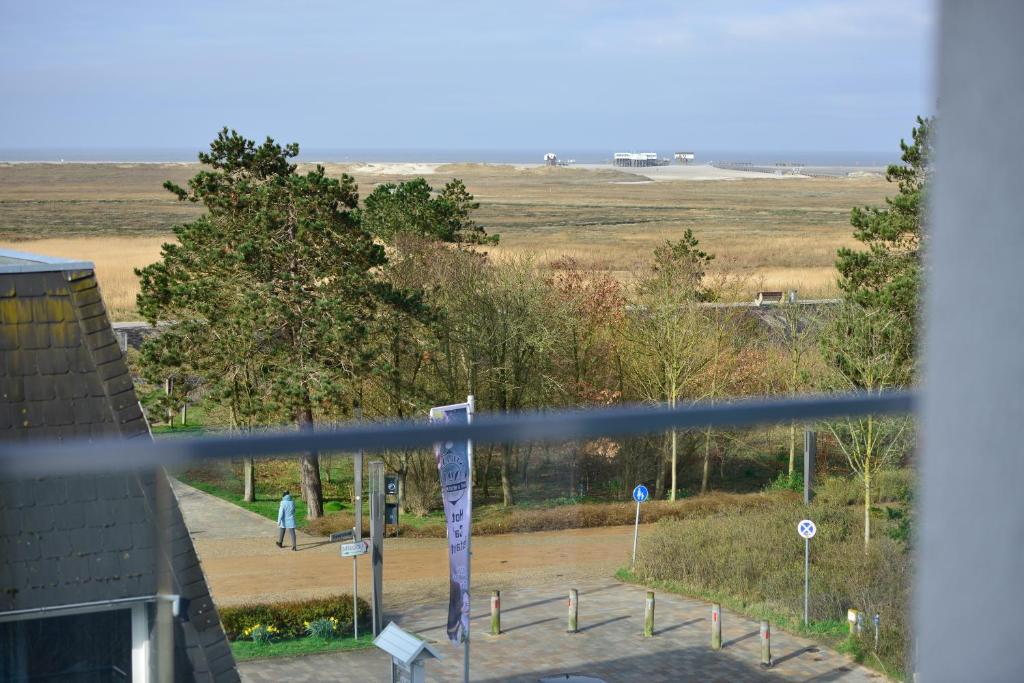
left=0, top=391, right=914, bottom=477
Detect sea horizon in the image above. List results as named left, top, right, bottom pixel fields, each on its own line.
left=0, top=147, right=898, bottom=168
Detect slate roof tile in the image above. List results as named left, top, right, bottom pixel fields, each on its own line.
left=2, top=380, right=25, bottom=402
left=0, top=326, right=17, bottom=351
left=7, top=350, right=38, bottom=377
left=31, top=297, right=70, bottom=323
left=18, top=321, right=50, bottom=350
left=92, top=340, right=123, bottom=365
left=36, top=348, right=70, bottom=375
left=41, top=272, right=68, bottom=296
left=76, top=301, right=106, bottom=320
left=0, top=298, right=35, bottom=324
left=0, top=275, right=16, bottom=298
left=73, top=285, right=102, bottom=307
left=21, top=506, right=55, bottom=533
left=24, top=376, right=55, bottom=402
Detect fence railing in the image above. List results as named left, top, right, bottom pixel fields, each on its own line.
left=0, top=391, right=914, bottom=477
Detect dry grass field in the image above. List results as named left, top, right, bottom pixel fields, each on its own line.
left=0, top=162, right=892, bottom=320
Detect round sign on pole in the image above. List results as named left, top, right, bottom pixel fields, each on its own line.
left=797, top=519, right=816, bottom=539
left=632, top=484, right=649, bottom=503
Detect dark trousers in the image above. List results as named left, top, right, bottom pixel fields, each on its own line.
left=278, top=527, right=296, bottom=549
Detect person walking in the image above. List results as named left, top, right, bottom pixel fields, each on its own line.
left=276, top=491, right=298, bottom=551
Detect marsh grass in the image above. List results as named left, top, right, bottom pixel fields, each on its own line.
left=0, top=163, right=888, bottom=318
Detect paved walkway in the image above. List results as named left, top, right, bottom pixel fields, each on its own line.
left=170, top=481, right=882, bottom=682
left=238, top=580, right=882, bottom=682
left=170, top=478, right=294, bottom=539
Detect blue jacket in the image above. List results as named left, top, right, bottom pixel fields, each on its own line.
left=277, top=494, right=296, bottom=529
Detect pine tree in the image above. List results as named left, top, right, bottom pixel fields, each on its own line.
left=836, top=116, right=932, bottom=360
left=137, top=128, right=410, bottom=518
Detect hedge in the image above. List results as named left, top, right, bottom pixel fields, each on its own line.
left=220, top=595, right=371, bottom=641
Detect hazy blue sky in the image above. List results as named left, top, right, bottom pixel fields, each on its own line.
left=0, top=0, right=935, bottom=154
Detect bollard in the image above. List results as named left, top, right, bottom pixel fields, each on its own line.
left=760, top=620, right=772, bottom=668
left=873, top=613, right=880, bottom=651
left=567, top=589, right=578, bottom=633
left=856, top=611, right=864, bottom=636
left=643, top=591, right=655, bottom=637
left=490, top=590, right=501, bottom=636
left=711, top=603, right=722, bottom=650
left=847, top=608, right=859, bottom=635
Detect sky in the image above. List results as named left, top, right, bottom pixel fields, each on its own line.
left=0, top=0, right=935, bottom=155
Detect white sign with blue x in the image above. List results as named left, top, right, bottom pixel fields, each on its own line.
left=797, top=519, right=817, bottom=539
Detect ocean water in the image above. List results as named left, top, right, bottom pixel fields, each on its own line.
left=0, top=147, right=897, bottom=167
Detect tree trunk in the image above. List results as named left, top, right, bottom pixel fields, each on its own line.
left=654, top=442, right=665, bottom=500
left=243, top=457, right=255, bottom=502
left=701, top=427, right=712, bottom=494
left=297, top=401, right=324, bottom=520
left=788, top=421, right=796, bottom=477
left=863, top=470, right=872, bottom=552
left=669, top=428, right=678, bottom=501
left=481, top=447, right=492, bottom=501
left=501, top=443, right=514, bottom=507
left=568, top=448, right=577, bottom=498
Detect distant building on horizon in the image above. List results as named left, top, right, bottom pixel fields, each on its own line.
left=543, top=152, right=558, bottom=166
left=613, top=152, right=668, bottom=167
left=674, top=152, right=695, bottom=164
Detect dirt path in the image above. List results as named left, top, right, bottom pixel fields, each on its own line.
left=172, top=479, right=651, bottom=608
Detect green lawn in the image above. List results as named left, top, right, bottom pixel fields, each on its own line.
left=230, top=634, right=375, bottom=661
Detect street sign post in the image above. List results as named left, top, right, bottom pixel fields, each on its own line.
left=631, top=484, right=649, bottom=567
left=797, top=519, right=816, bottom=624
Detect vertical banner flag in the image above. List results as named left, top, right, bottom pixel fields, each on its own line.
left=431, top=402, right=471, bottom=645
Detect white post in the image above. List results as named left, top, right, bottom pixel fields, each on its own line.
left=353, top=556, right=358, bottom=641
left=131, top=603, right=150, bottom=683
left=631, top=500, right=641, bottom=567
left=804, top=537, right=809, bottom=625
left=464, top=394, right=474, bottom=683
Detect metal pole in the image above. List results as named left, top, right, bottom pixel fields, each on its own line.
left=353, top=556, right=358, bottom=641
left=804, top=537, right=809, bottom=625
left=370, top=461, right=384, bottom=636
left=464, top=395, right=474, bottom=683
left=631, top=500, right=640, bottom=567
left=803, top=430, right=816, bottom=505
left=354, top=442, right=363, bottom=642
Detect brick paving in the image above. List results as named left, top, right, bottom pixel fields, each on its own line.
left=239, top=579, right=884, bottom=682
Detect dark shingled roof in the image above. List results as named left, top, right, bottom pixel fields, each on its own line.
left=0, top=250, right=239, bottom=682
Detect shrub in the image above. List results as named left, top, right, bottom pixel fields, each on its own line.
left=220, top=595, right=371, bottom=641
left=765, top=471, right=803, bottom=493
left=815, top=470, right=913, bottom=507
left=241, top=623, right=278, bottom=645
left=633, top=498, right=911, bottom=673
left=306, top=491, right=789, bottom=538
left=304, top=617, right=340, bottom=640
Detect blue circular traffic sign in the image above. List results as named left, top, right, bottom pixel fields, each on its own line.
left=632, top=485, right=650, bottom=503
left=797, top=519, right=816, bottom=539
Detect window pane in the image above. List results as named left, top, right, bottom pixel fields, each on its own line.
left=0, top=609, right=132, bottom=683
